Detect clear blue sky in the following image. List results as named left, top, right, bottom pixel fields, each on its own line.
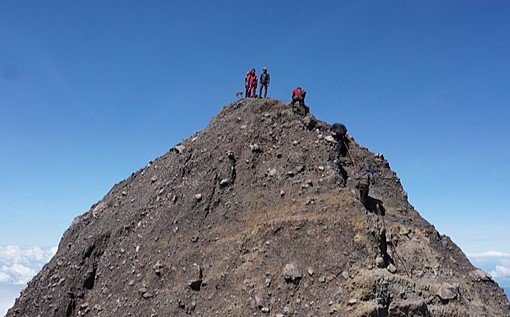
left=1, top=1, right=509, bottom=256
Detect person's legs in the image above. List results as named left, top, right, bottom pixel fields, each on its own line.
left=263, top=84, right=268, bottom=98
left=359, top=184, right=369, bottom=206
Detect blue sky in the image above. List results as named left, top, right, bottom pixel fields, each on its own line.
left=0, top=1, right=509, bottom=309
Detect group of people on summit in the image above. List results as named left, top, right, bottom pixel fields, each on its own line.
left=243, top=67, right=307, bottom=113
left=244, top=67, right=270, bottom=98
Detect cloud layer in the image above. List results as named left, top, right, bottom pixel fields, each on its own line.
left=0, top=245, right=56, bottom=285
left=468, top=250, right=510, bottom=288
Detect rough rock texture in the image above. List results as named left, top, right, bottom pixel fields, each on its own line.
left=7, top=99, right=510, bottom=316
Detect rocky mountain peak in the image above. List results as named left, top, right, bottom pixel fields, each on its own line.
left=7, top=98, right=510, bottom=316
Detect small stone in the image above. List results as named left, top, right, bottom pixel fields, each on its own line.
left=319, top=276, right=326, bottom=283
left=142, top=291, right=154, bottom=299
left=150, top=176, right=158, bottom=183
left=174, top=145, right=185, bottom=154
left=280, top=190, right=285, bottom=197
left=153, top=261, right=163, bottom=276
left=188, top=264, right=203, bottom=291
left=341, top=271, right=349, bottom=279
left=194, top=194, right=202, bottom=201
left=307, top=268, right=314, bottom=276
left=318, top=166, right=325, bottom=171
left=121, top=191, right=128, bottom=196
left=469, top=269, right=492, bottom=282
left=348, top=298, right=358, bottom=305
left=219, top=179, right=229, bottom=187
left=250, top=144, right=261, bottom=152
left=437, top=282, right=460, bottom=301
left=375, top=256, right=385, bottom=268
left=261, top=306, right=270, bottom=314
left=282, top=263, right=302, bottom=284
left=325, top=135, right=336, bottom=143
left=268, top=168, right=277, bottom=177
left=387, top=264, right=397, bottom=274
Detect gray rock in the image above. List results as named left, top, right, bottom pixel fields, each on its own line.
left=188, top=264, right=203, bottom=291
left=250, top=144, right=261, bottom=152
left=469, top=269, right=492, bottom=282
left=282, top=263, right=302, bottom=284
left=194, top=194, right=202, bottom=201
left=387, top=264, right=397, bottom=274
left=375, top=256, right=385, bottom=268
left=174, top=145, right=186, bottom=154
left=437, top=282, right=460, bottom=301
left=324, top=135, right=336, bottom=143
left=153, top=261, right=163, bottom=276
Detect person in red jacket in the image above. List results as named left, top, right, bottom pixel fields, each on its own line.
left=247, top=69, right=258, bottom=98
left=290, top=87, right=308, bottom=114
left=291, top=87, right=306, bottom=105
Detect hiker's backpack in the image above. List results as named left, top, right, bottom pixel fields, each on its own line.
left=331, top=123, right=347, bottom=137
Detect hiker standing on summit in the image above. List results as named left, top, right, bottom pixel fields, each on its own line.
left=246, top=69, right=258, bottom=98
left=259, top=67, right=270, bottom=98
left=244, top=69, right=251, bottom=98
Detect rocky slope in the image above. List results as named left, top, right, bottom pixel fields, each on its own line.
left=7, top=99, right=510, bottom=316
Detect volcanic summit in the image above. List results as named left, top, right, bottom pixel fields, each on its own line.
left=7, top=99, right=510, bottom=317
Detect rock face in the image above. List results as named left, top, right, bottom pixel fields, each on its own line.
left=7, top=99, right=510, bottom=316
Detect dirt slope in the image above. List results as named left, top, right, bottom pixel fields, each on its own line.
left=7, top=99, right=510, bottom=317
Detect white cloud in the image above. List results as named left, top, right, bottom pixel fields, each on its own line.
left=491, top=265, right=510, bottom=280
left=0, top=245, right=56, bottom=285
left=468, top=250, right=510, bottom=290
left=469, top=251, right=510, bottom=259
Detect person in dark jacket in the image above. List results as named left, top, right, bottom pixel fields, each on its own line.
left=259, top=67, right=270, bottom=98
left=244, top=70, right=250, bottom=98
left=331, top=123, right=348, bottom=156
left=357, top=168, right=376, bottom=206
